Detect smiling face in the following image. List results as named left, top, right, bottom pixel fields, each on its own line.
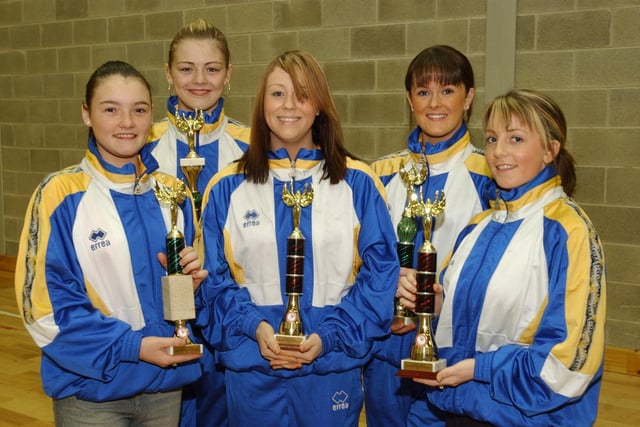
left=82, top=75, right=153, bottom=170
left=264, top=66, right=318, bottom=156
left=484, top=114, right=558, bottom=190
left=165, top=38, right=232, bottom=114
left=406, top=80, right=474, bottom=145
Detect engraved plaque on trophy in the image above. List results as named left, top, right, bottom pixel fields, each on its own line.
left=154, top=179, right=203, bottom=355
left=398, top=191, right=446, bottom=379
left=393, top=159, right=428, bottom=327
left=176, top=107, right=205, bottom=219
left=275, top=180, right=314, bottom=350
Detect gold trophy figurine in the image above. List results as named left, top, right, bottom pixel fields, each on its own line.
left=398, top=190, right=446, bottom=379
left=154, top=179, right=203, bottom=355
left=176, top=107, right=206, bottom=219
left=275, top=180, right=314, bottom=350
left=394, top=159, right=428, bottom=327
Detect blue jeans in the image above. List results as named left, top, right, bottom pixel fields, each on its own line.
left=53, top=389, right=181, bottom=427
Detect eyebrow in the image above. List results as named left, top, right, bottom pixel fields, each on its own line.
left=98, top=100, right=151, bottom=106
left=176, top=61, right=224, bottom=66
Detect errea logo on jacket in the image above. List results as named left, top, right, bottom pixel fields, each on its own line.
left=331, top=390, right=349, bottom=411
left=242, top=209, right=260, bottom=228
left=89, top=228, right=111, bottom=251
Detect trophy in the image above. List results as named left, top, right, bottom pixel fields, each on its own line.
left=154, top=179, right=203, bottom=355
left=393, top=159, right=428, bottom=327
left=398, top=191, right=446, bottom=379
left=176, top=107, right=205, bottom=219
left=275, top=179, right=314, bottom=350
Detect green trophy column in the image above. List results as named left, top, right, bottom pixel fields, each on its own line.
left=155, top=179, right=203, bottom=355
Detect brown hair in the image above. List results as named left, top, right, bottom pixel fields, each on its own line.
left=168, top=19, right=230, bottom=67
left=482, top=89, right=577, bottom=196
left=405, top=45, right=475, bottom=121
left=238, top=50, right=354, bottom=184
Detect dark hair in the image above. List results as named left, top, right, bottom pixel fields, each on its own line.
left=482, top=89, right=577, bottom=196
left=83, top=61, right=152, bottom=140
left=238, top=50, right=354, bottom=184
left=405, top=45, right=475, bottom=121
left=168, top=18, right=230, bottom=67
left=84, top=60, right=152, bottom=107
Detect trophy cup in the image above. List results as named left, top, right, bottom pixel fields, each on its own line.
left=398, top=191, right=446, bottom=379
left=154, top=179, right=203, bottom=356
left=175, top=107, right=205, bottom=219
left=393, top=159, right=428, bottom=327
left=275, top=179, right=314, bottom=350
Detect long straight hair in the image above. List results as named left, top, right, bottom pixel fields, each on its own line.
left=238, top=50, right=354, bottom=184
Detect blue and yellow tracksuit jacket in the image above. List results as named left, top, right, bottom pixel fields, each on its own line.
left=14, top=139, right=200, bottom=402
left=432, top=165, right=606, bottom=426
left=194, top=147, right=399, bottom=425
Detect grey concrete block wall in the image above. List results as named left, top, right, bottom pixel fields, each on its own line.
left=1, top=0, right=638, bottom=350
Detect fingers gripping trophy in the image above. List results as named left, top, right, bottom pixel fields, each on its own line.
left=154, top=179, right=203, bottom=355
left=394, top=159, right=428, bottom=327
left=275, top=179, right=314, bottom=350
left=175, top=107, right=205, bottom=219
left=398, top=191, right=446, bottom=379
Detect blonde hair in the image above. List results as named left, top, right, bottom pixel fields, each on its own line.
left=168, top=19, right=230, bottom=66
left=483, top=89, right=576, bottom=195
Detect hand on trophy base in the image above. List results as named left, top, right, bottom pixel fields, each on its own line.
left=392, top=314, right=417, bottom=329
left=397, top=358, right=446, bottom=379
left=274, top=334, right=306, bottom=351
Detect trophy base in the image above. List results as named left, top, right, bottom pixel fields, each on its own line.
left=162, top=275, right=196, bottom=321
left=274, top=334, right=306, bottom=351
left=396, top=358, right=446, bottom=379
left=167, top=343, right=203, bottom=356
left=392, top=314, right=417, bottom=328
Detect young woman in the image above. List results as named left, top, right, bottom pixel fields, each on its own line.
left=147, top=19, right=250, bottom=426
left=196, top=50, right=399, bottom=427
left=415, top=89, right=606, bottom=426
left=366, top=45, right=493, bottom=427
left=14, top=60, right=206, bottom=426
left=148, top=18, right=250, bottom=207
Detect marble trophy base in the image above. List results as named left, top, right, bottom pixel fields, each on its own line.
left=162, top=275, right=203, bottom=355
left=274, top=334, right=306, bottom=351
left=397, top=358, right=446, bottom=379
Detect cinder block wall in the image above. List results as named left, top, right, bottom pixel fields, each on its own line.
left=1, top=0, right=638, bottom=350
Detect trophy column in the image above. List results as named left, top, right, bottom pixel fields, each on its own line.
left=398, top=191, right=446, bottom=379
left=275, top=180, right=314, bottom=350
left=176, top=108, right=205, bottom=219
left=155, top=180, right=203, bottom=356
left=394, top=161, right=427, bottom=327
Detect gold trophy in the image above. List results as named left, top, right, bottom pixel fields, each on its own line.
left=175, top=107, right=205, bottom=219
left=154, top=179, right=203, bottom=355
left=275, top=179, right=314, bottom=350
left=398, top=191, right=446, bottom=379
left=393, top=159, right=428, bottom=327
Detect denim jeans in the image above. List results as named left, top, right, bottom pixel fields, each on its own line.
left=53, top=389, right=181, bottom=427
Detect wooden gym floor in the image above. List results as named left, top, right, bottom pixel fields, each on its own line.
left=0, top=258, right=638, bottom=426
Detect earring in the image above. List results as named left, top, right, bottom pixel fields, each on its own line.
left=223, top=81, right=231, bottom=97
left=85, top=121, right=91, bottom=126
left=168, top=83, right=175, bottom=95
